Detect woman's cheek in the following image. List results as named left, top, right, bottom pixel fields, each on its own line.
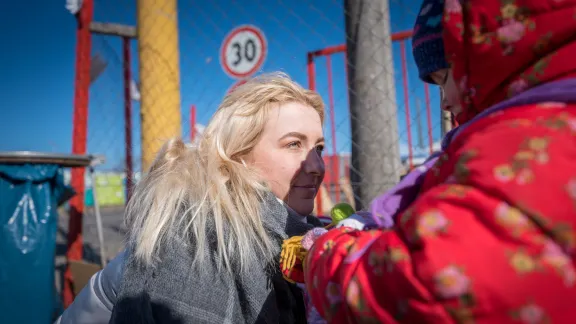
left=269, top=163, right=290, bottom=189
left=281, top=163, right=297, bottom=184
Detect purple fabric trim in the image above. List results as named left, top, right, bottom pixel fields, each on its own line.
left=370, top=156, right=439, bottom=228
left=370, top=78, right=576, bottom=228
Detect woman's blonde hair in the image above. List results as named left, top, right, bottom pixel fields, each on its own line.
left=125, top=72, right=325, bottom=273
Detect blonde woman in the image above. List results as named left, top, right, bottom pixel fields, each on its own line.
left=57, top=73, right=327, bottom=324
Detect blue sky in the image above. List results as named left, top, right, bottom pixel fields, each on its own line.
left=0, top=0, right=442, bottom=171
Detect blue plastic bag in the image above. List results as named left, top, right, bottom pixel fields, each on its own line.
left=0, top=164, right=74, bottom=323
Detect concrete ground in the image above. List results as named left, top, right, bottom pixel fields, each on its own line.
left=55, top=205, right=127, bottom=298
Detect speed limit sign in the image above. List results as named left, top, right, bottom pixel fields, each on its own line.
left=220, top=25, right=267, bottom=79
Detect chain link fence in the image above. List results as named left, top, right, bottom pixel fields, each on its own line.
left=78, top=0, right=445, bottom=210
left=64, top=0, right=446, bottom=304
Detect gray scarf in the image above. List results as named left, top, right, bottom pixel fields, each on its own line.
left=109, top=192, right=322, bottom=324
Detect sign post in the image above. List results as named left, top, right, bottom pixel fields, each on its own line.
left=225, top=78, right=249, bottom=95
left=220, top=25, right=267, bottom=79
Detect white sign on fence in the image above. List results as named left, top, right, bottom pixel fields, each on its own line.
left=220, top=25, right=267, bottom=79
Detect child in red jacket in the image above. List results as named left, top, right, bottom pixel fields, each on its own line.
left=303, top=0, right=576, bottom=323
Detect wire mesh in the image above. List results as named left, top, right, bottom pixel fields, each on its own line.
left=63, top=0, right=451, bottom=305
left=78, top=0, right=446, bottom=216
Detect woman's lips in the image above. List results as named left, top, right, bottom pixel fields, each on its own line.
left=292, top=185, right=318, bottom=197
left=293, top=184, right=316, bottom=188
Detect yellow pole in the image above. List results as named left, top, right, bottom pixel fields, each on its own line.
left=137, top=0, right=182, bottom=171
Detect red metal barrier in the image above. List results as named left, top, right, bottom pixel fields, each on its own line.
left=190, top=104, right=197, bottom=143
left=65, top=0, right=94, bottom=307
left=66, top=2, right=136, bottom=305
left=307, top=53, right=323, bottom=215
left=399, top=40, right=414, bottom=169
left=307, top=30, right=438, bottom=215
left=325, top=55, right=340, bottom=203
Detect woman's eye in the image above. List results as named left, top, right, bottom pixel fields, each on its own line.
left=287, top=141, right=301, bottom=149
left=316, top=145, right=325, bottom=153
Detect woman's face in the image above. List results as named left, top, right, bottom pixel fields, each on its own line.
left=430, top=68, right=462, bottom=118
left=250, top=102, right=325, bottom=216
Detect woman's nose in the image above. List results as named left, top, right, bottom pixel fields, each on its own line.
left=302, top=149, right=325, bottom=176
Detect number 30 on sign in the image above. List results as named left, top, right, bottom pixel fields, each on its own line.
left=220, top=25, right=267, bottom=79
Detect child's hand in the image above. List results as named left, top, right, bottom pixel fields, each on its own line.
left=280, top=228, right=329, bottom=284
left=335, top=211, right=376, bottom=230
left=301, top=227, right=328, bottom=250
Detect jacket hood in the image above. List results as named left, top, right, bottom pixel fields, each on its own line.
left=442, top=0, right=576, bottom=124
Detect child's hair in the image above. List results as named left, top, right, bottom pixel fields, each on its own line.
left=125, top=72, right=325, bottom=274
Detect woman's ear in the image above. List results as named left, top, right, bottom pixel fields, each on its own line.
left=240, top=158, right=248, bottom=168
left=241, top=152, right=255, bottom=167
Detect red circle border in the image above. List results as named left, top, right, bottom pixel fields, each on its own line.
left=219, top=25, right=268, bottom=79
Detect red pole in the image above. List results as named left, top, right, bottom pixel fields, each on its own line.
left=306, top=30, right=413, bottom=59
left=307, top=52, right=322, bottom=216
left=307, top=53, right=316, bottom=91
left=64, top=0, right=94, bottom=307
left=424, top=84, right=434, bottom=154
left=304, top=30, right=414, bottom=210
left=123, top=37, right=133, bottom=202
left=343, top=51, right=351, bottom=204
left=399, top=40, right=414, bottom=169
left=391, top=30, right=414, bottom=42
left=309, top=44, right=347, bottom=57
left=190, top=105, right=196, bottom=143
left=325, top=55, right=340, bottom=202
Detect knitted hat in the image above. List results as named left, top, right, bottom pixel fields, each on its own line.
left=412, top=0, right=449, bottom=84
